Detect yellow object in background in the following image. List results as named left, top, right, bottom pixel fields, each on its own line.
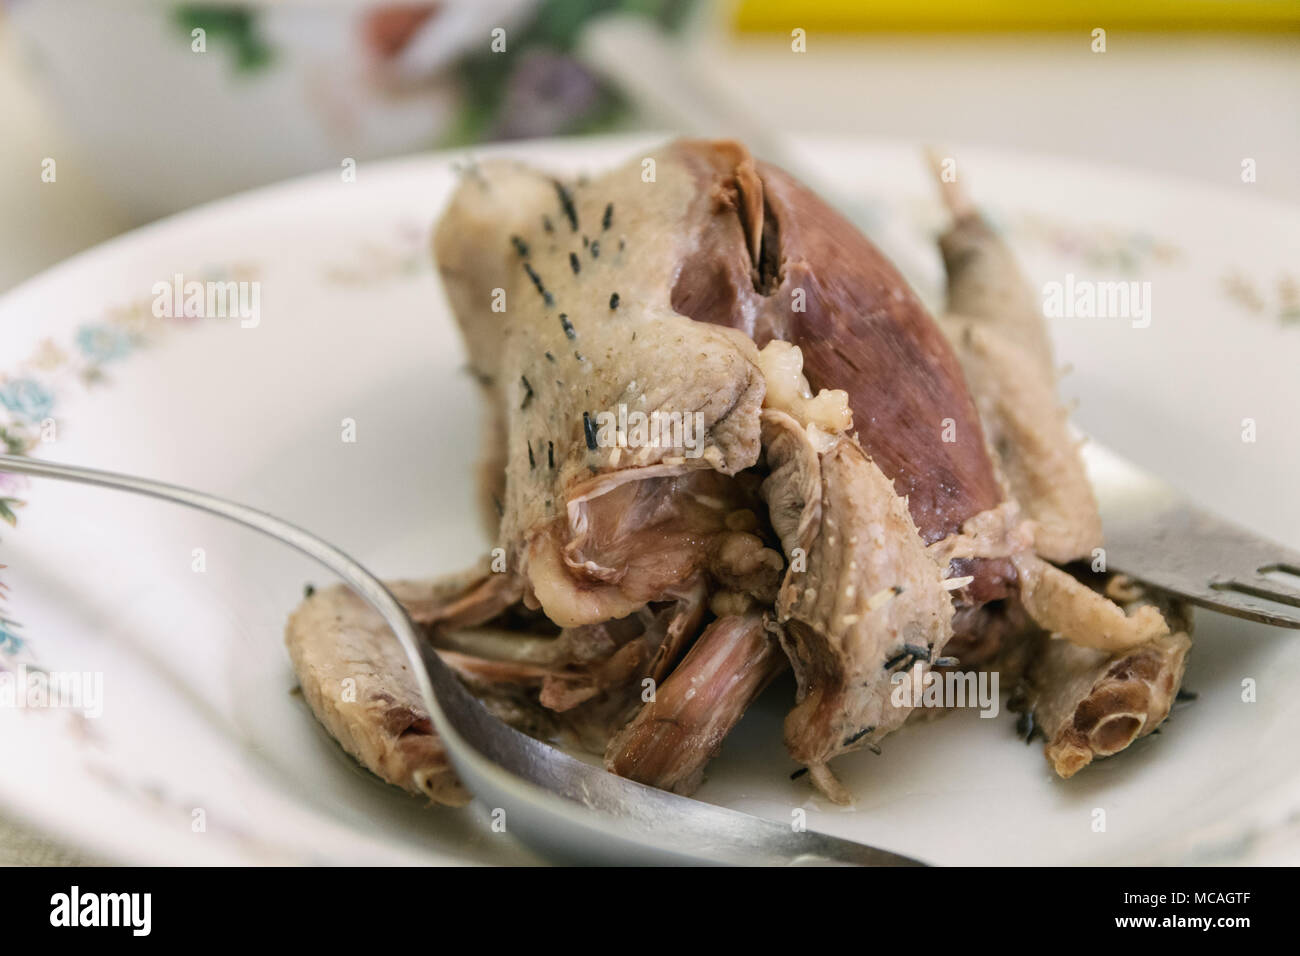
left=733, top=0, right=1300, bottom=32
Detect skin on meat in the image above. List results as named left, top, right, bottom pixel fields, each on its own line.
left=434, top=149, right=780, bottom=635
left=931, top=163, right=1102, bottom=564
left=929, top=161, right=1194, bottom=773
left=762, top=408, right=954, bottom=802
left=286, top=579, right=477, bottom=806
left=432, top=141, right=1018, bottom=800
left=430, top=147, right=789, bottom=751
left=929, top=161, right=1170, bottom=654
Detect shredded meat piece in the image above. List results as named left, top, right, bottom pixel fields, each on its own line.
left=762, top=410, right=954, bottom=803
left=605, top=612, right=786, bottom=794
left=285, top=579, right=558, bottom=807
left=1013, top=553, right=1168, bottom=653
left=538, top=586, right=707, bottom=712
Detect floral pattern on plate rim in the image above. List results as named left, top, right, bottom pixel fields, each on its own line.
left=0, top=264, right=259, bottom=670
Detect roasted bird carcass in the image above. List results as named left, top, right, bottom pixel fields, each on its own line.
left=285, top=139, right=1192, bottom=805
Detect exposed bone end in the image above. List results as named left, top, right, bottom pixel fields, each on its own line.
left=1047, top=742, right=1092, bottom=780
left=1029, top=624, right=1191, bottom=779
left=1090, top=712, right=1147, bottom=755
left=1047, top=712, right=1149, bottom=779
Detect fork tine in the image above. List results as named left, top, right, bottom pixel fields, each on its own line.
left=1081, top=439, right=1300, bottom=629
left=1213, top=577, right=1300, bottom=610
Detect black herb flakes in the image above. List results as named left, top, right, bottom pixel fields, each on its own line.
left=843, top=725, right=875, bottom=747
left=569, top=252, right=580, bottom=275
left=520, top=375, right=534, bottom=410
left=554, top=180, right=578, bottom=232
left=582, top=411, right=597, bottom=450
left=884, top=650, right=910, bottom=670
left=1016, top=710, right=1037, bottom=744
left=559, top=313, right=576, bottom=339
left=523, top=263, right=549, bottom=304
left=510, top=235, right=529, bottom=258
left=601, top=202, right=613, bottom=231
left=547, top=440, right=555, bottom=469
left=609, top=292, right=620, bottom=310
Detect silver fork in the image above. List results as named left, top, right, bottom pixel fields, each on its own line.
left=1082, top=442, right=1300, bottom=628
left=0, top=453, right=921, bottom=867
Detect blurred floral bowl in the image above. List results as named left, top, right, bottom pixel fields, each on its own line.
left=5, top=0, right=691, bottom=220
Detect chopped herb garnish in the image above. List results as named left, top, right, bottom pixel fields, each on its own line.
left=510, top=235, right=529, bottom=258
left=520, top=375, right=534, bottom=410
left=582, top=411, right=597, bottom=450
left=602, top=202, right=613, bottom=231
left=559, top=313, right=576, bottom=339
left=609, top=292, right=620, bottom=310
left=569, top=252, right=580, bottom=275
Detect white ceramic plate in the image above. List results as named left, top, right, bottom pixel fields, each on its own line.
left=3, top=134, right=1298, bottom=865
